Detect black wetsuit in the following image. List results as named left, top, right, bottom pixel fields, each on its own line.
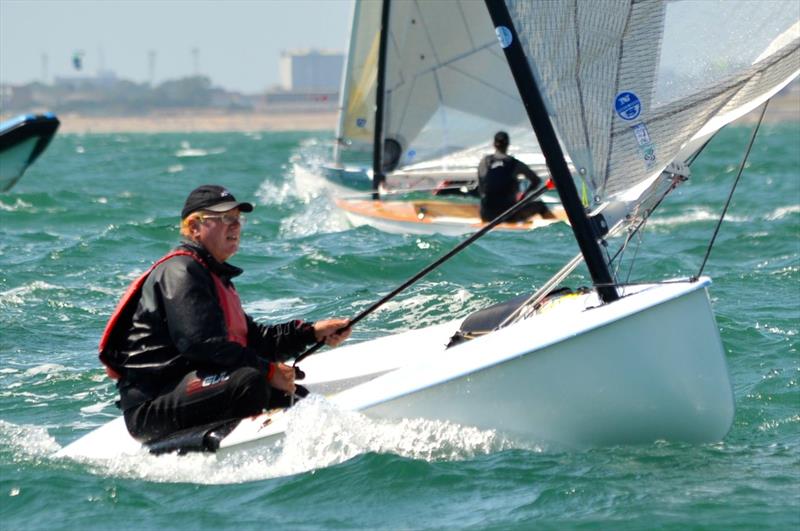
left=477, top=152, right=551, bottom=222
left=101, top=242, right=317, bottom=443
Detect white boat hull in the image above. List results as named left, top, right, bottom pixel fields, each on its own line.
left=348, top=282, right=734, bottom=445
left=56, top=278, right=733, bottom=459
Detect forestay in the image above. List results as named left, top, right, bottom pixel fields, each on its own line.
left=504, top=0, right=800, bottom=212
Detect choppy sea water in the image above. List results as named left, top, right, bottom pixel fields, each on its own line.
left=0, top=124, right=798, bottom=530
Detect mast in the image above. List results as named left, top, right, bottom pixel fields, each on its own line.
left=371, top=0, right=391, bottom=200
left=484, top=1, right=618, bottom=303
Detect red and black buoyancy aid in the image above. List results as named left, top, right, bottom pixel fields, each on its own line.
left=98, top=250, right=249, bottom=380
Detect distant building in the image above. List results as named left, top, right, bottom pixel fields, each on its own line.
left=279, top=49, right=344, bottom=92
left=265, top=49, right=343, bottom=112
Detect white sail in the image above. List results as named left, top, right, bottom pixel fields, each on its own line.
left=334, top=0, right=382, bottom=163
left=335, top=0, right=543, bottom=175
left=382, top=0, right=532, bottom=168
left=504, top=0, right=800, bottom=209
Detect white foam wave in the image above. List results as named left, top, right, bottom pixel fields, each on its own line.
left=0, top=197, right=34, bottom=212
left=279, top=195, right=351, bottom=238
left=371, top=287, right=480, bottom=330
left=0, top=420, right=61, bottom=457
left=764, top=204, right=800, bottom=220
left=24, top=363, right=67, bottom=377
left=80, top=400, right=118, bottom=415
left=255, top=173, right=301, bottom=206
left=0, top=281, right=61, bottom=305
left=648, top=207, right=749, bottom=227
left=755, top=321, right=797, bottom=336
left=244, top=297, right=309, bottom=317
left=57, top=396, right=529, bottom=485
left=292, top=163, right=330, bottom=203
left=174, top=141, right=226, bottom=158
left=277, top=395, right=519, bottom=465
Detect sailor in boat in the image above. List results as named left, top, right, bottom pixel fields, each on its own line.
left=477, top=131, right=556, bottom=222
left=98, top=184, right=351, bottom=444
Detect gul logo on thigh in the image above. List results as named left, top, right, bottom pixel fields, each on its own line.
left=186, top=371, right=230, bottom=395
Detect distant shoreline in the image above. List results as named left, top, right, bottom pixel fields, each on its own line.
left=2, top=91, right=796, bottom=134
left=7, top=110, right=339, bottom=134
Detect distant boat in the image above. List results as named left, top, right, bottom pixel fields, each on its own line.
left=304, top=0, right=547, bottom=197
left=0, top=113, right=60, bottom=192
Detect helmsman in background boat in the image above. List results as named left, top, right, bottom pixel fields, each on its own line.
left=477, top=131, right=555, bottom=222
left=98, top=184, right=351, bottom=444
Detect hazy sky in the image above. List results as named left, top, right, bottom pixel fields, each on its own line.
left=0, top=0, right=353, bottom=93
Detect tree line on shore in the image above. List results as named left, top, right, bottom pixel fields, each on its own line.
left=1, top=76, right=258, bottom=116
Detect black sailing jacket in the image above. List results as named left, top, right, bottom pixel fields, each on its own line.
left=477, top=152, right=542, bottom=220
left=111, top=241, right=317, bottom=410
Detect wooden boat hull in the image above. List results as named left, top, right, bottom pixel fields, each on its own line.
left=335, top=198, right=568, bottom=235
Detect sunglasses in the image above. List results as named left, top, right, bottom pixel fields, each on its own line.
left=199, top=213, right=246, bottom=226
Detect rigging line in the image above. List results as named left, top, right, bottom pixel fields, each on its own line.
left=379, top=184, right=477, bottom=197
left=445, top=63, right=528, bottom=102
left=605, top=170, right=687, bottom=288
left=612, top=223, right=631, bottom=279
left=612, top=204, right=647, bottom=283
left=607, top=171, right=686, bottom=266
left=695, top=99, right=769, bottom=279
left=591, top=277, right=705, bottom=288
left=293, top=185, right=553, bottom=367
left=687, top=135, right=715, bottom=167
left=496, top=252, right=584, bottom=330
left=623, top=227, right=643, bottom=286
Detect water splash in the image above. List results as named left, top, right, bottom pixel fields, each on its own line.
left=47, top=396, right=522, bottom=485
left=648, top=207, right=749, bottom=227
left=174, top=140, right=226, bottom=158
left=0, top=197, right=34, bottom=212
left=0, top=281, right=61, bottom=306
left=0, top=420, right=61, bottom=458
left=764, top=204, right=800, bottom=220
left=279, top=194, right=351, bottom=238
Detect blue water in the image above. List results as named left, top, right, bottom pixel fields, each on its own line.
left=1, top=124, right=798, bottom=530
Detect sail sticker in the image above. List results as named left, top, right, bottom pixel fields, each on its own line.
left=631, top=123, right=656, bottom=169
left=356, top=118, right=367, bottom=128
left=632, top=122, right=651, bottom=146
left=614, top=91, right=641, bottom=121
left=495, top=26, right=513, bottom=48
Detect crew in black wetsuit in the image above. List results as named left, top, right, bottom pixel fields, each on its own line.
left=477, top=131, right=555, bottom=222
left=99, top=184, right=352, bottom=443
